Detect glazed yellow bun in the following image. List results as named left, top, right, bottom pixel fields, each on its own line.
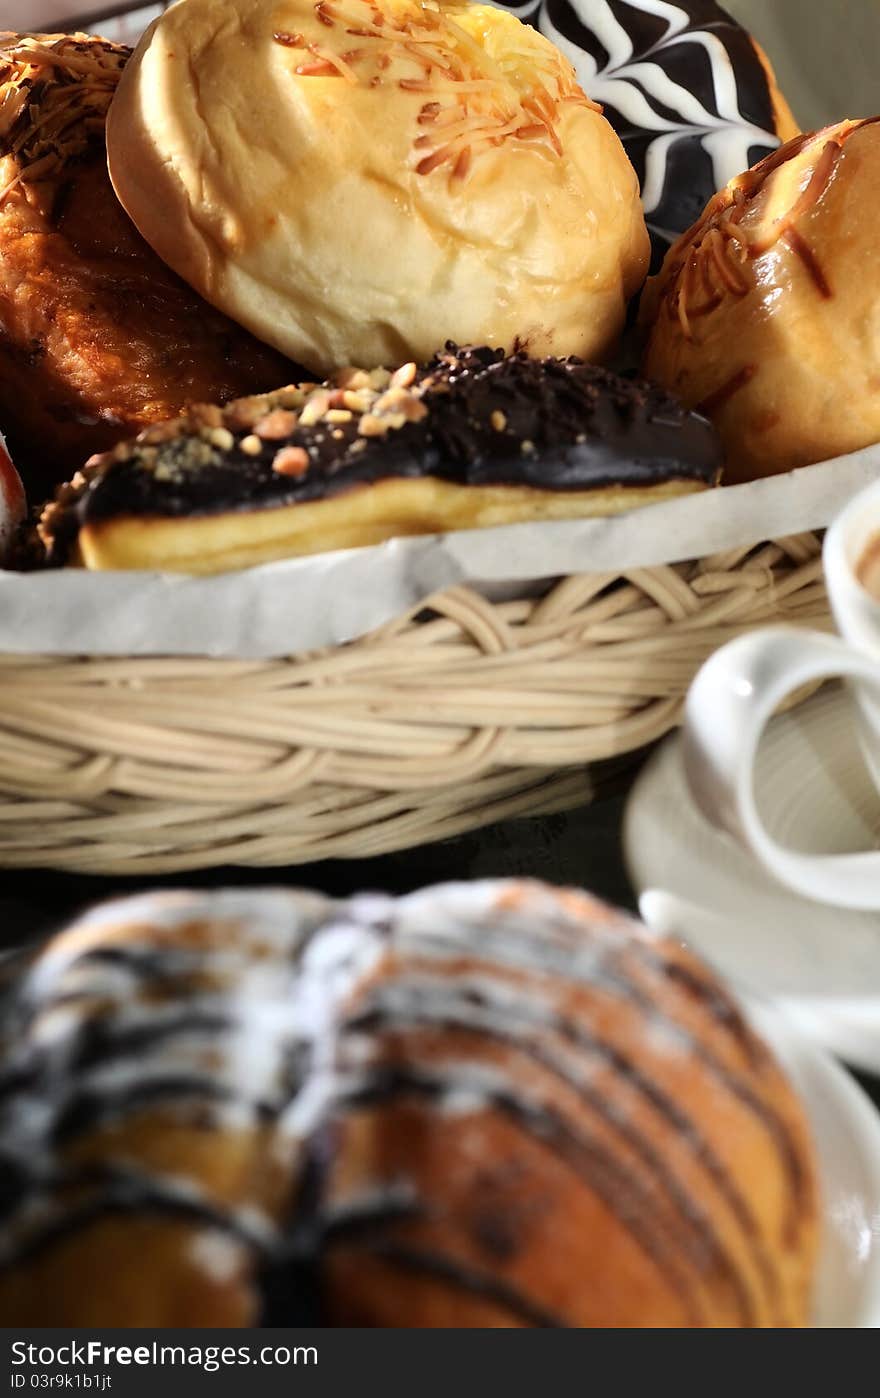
left=641, top=118, right=880, bottom=483
left=106, top=0, right=650, bottom=373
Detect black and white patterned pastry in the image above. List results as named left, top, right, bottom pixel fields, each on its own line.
left=492, top=0, right=795, bottom=255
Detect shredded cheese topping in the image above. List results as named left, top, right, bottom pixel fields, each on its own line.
left=0, top=31, right=127, bottom=207
left=274, top=0, right=599, bottom=183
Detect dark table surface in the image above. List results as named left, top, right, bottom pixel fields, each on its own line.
left=3, top=774, right=879, bottom=1111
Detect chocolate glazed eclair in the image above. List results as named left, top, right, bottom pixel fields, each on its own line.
left=39, top=345, right=722, bottom=574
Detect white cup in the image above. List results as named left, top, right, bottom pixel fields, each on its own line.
left=683, top=478, right=880, bottom=911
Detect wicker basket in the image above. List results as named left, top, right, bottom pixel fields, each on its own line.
left=0, top=532, right=830, bottom=874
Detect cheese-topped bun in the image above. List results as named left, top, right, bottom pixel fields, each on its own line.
left=106, top=0, right=650, bottom=373
left=641, top=119, right=880, bottom=483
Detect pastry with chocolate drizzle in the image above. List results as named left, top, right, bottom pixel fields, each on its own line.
left=0, top=879, right=818, bottom=1326
left=641, top=118, right=880, bottom=482
left=38, top=344, right=722, bottom=573
left=490, top=0, right=798, bottom=263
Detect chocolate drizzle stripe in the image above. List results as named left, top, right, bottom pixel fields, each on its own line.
left=514, top=0, right=782, bottom=258
left=50, top=1076, right=276, bottom=1145
left=401, top=925, right=808, bottom=1224
left=780, top=227, right=833, bottom=299
left=0, top=1169, right=267, bottom=1272
left=344, top=988, right=779, bottom=1318
left=697, top=366, right=757, bottom=417
left=337, top=1068, right=723, bottom=1325
left=343, top=1241, right=566, bottom=1328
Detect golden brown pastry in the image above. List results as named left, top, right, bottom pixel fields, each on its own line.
left=0, top=880, right=818, bottom=1326
left=106, top=0, right=650, bottom=373
left=0, top=32, right=296, bottom=500
left=38, top=344, right=722, bottom=574
left=640, top=118, right=880, bottom=483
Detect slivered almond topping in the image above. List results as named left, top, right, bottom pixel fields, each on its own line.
left=452, top=145, right=471, bottom=180
left=295, top=58, right=343, bottom=77
left=240, top=434, right=263, bottom=456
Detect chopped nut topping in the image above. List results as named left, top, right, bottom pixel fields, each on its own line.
left=402, top=397, right=428, bottom=423
left=333, top=367, right=371, bottom=391
left=191, top=403, right=224, bottom=429
left=224, top=397, right=268, bottom=431
left=275, top=386, right=306, bottom=409
left=300, top=391, right=332, bottom=427
left=358, top=413, right=389, bottom=437
left=255, top=409, right=299, bottom=440
left=343, top=388, right=373, bottom=413
left=374, top=385, right=409, bottom=413
left=381, top=411, right=407, bottom=430
left=240, top=434, right=263, bottom=456
left=206, top=426, right=235, bottom=451
left=140, top=420, right=186, bottom=446
left=391, top=361, right=417, bottom=389
left=273, top=446, right=310, bottom=477
left=521, top=438, right=535, bottom=454
left=368, top=367, right=392, bottom=391
left=326, top=408, right=353, bottom=423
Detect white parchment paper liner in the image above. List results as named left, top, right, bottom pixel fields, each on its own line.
left=0, top=445, right=875, bottom=658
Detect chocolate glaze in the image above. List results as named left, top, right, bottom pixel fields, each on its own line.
left=491, top=0, right=782, bottom=263
left=39, top=345, right=721, bottom=565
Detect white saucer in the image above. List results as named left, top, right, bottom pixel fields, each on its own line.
left=624, top=683, right=880, bottom=1074
left=749, top=1000, right=880, bottom=1327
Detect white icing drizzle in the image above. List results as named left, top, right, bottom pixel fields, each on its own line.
left=488, top=0, right=784, bottom=245
left=0, top=879, right=799, bottom=1325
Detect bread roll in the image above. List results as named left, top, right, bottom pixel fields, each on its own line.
left=106, top=0, right=650, bottom=373
left=641, top=118, right=880, bottom=482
